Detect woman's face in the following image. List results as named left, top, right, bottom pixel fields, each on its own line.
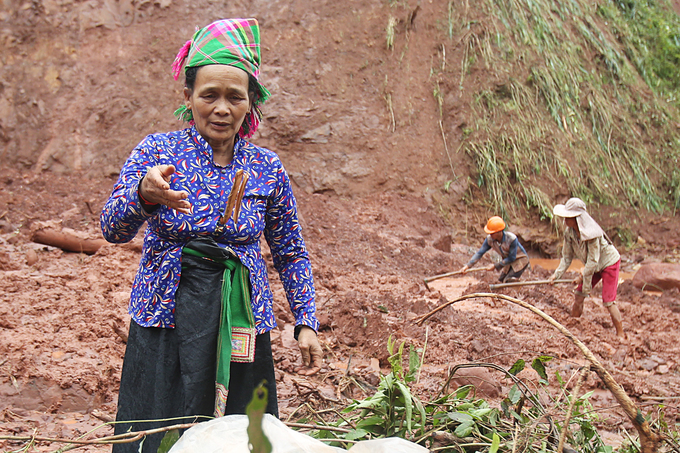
left=184, top=65, right=251, bottom=155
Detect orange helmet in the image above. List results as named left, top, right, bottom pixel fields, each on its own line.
left=484, top=216, right=506, bottom=234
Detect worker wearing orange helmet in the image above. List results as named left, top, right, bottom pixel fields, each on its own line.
left=460, top=216, right=530, bottom=282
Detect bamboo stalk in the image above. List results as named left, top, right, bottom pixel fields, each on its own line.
left=489, top=279, right=573, bottom=290
left=414, top=293, right=660, bottom=453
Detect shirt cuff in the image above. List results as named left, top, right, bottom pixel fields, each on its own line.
left=136, top=184, right=160, bottom=214
left=294, top=324, right=318, bottom=340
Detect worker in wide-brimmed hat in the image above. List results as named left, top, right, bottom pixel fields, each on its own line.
left=548, top=197, right=624, bottom=337
left=460, top=216, right=530, bottom=282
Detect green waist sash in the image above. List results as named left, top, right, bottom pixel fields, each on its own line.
left=183, top=246, right=256, bottom=417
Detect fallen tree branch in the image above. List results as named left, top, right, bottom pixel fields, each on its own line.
left=0, top=418, right=352, bottom=451
left=284, top=422, right=350, bottom=433
left=414, top=292, right=661, bottom=453
left=0, top=422, right=198, bottom=446
left=31, top=226, right=107, bottom=255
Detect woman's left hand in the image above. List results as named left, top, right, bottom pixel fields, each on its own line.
left=295, top=326, right=322, bottom=376
left=574, top=273, right=583, bottom=286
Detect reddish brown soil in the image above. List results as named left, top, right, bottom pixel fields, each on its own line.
left=1, top=0, right=679, bottom=451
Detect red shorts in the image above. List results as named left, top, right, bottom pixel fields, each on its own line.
left=576, top=260, right=620, bottom=306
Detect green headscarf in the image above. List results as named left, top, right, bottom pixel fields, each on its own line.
left=171, top=18, right=271, bottom=138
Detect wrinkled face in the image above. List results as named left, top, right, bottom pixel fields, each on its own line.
left=184, top=65, right=251, bottom=154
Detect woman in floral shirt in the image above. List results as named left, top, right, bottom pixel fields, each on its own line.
left=101, top=18, right=321, bottom=453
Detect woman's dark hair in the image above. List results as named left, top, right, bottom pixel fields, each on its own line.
left=184, top=66, right=260, bottom=104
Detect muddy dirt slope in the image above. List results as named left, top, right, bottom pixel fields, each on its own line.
left=1, top=0, right=679, bottom=451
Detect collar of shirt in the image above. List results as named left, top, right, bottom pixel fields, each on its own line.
left=187, top=126, right=247, bottom=166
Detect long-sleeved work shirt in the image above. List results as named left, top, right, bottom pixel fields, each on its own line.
left=101, top=126, right=318, bottom=333
left=467, top=231, right=529, bottom=273
left=551, top=227, right=620, bottom=295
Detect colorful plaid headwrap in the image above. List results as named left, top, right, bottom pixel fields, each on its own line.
left=172, top=18, right=271, bottom=138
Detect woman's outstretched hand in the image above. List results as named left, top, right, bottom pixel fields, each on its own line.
left=295, top=326, right=322, bottom=376
left=139, top=165, right=191, bottom=214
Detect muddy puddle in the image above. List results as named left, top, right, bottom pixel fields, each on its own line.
left=531, top=258, right=636, bottom=281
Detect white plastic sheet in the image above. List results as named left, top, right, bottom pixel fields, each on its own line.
left=168, top=414, right=429, bottom=453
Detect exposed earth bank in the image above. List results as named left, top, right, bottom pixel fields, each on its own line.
left=1, top=0, right=680, bottom=451
left=2, top=166, right=680, bottom=451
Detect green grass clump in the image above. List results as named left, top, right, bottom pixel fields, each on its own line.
left=437, top=0, right=680, bottom=225
left=599, top=0, right=680, bottom=94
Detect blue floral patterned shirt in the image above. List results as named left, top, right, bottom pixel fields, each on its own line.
left=100, top=126, right=318, bottom=333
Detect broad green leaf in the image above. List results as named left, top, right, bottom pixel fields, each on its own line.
left=508, top=384, right=522, bottom=404
left=454, top=420, right=475, bottom=437
left=455, top=385, right=473, bottom=399
left=469, top=407, right=492, bottom=419
left=447, top=412, right=473, bottom=423
left=487, top=409, right=499, bottom=426
left=490, top=432, right=500, bottom=453
left=508, top=359, right=526, bottom=376
left=356, top=416, right=387, bottom=430
left=345, top=428, right=369, bottom=440
left=246, top=382, right=272, bottom=453
left=531, top=357, right=548, bottom=380
left=407, top=345, right=420, bottom=383
left=581, top=390, right=595, bottom=400
left=413, top=396, right=427, bottom=427
left=511, top=410, right=530, bottom=424
left=396, top=381, right=414, bottom=431
left=387, top=335, right=395, bottom=355
left=355, top=390, right=387, bottom=409
left=456, top=402, right=474, bottom=411
left=156, top=429, right=180, bottom=453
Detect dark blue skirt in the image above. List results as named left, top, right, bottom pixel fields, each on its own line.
left=112, top=240, right=278, bottom=453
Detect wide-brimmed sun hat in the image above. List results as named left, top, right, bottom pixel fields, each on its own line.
left=553, top=197, right=586, bottom=218
left=553, top=197, right=605, bottom=240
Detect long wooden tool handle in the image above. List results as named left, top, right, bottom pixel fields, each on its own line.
left=424, top=267, right=488, bottom=284
left=489, top=279, right=573, bottom=290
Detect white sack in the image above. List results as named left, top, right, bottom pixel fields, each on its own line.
left=168, top=414, right=428, bottom=453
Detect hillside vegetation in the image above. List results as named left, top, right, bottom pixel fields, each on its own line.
left=429, top=0, right=680, bottom=236
left=2, top=0, right=680, bottom=246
